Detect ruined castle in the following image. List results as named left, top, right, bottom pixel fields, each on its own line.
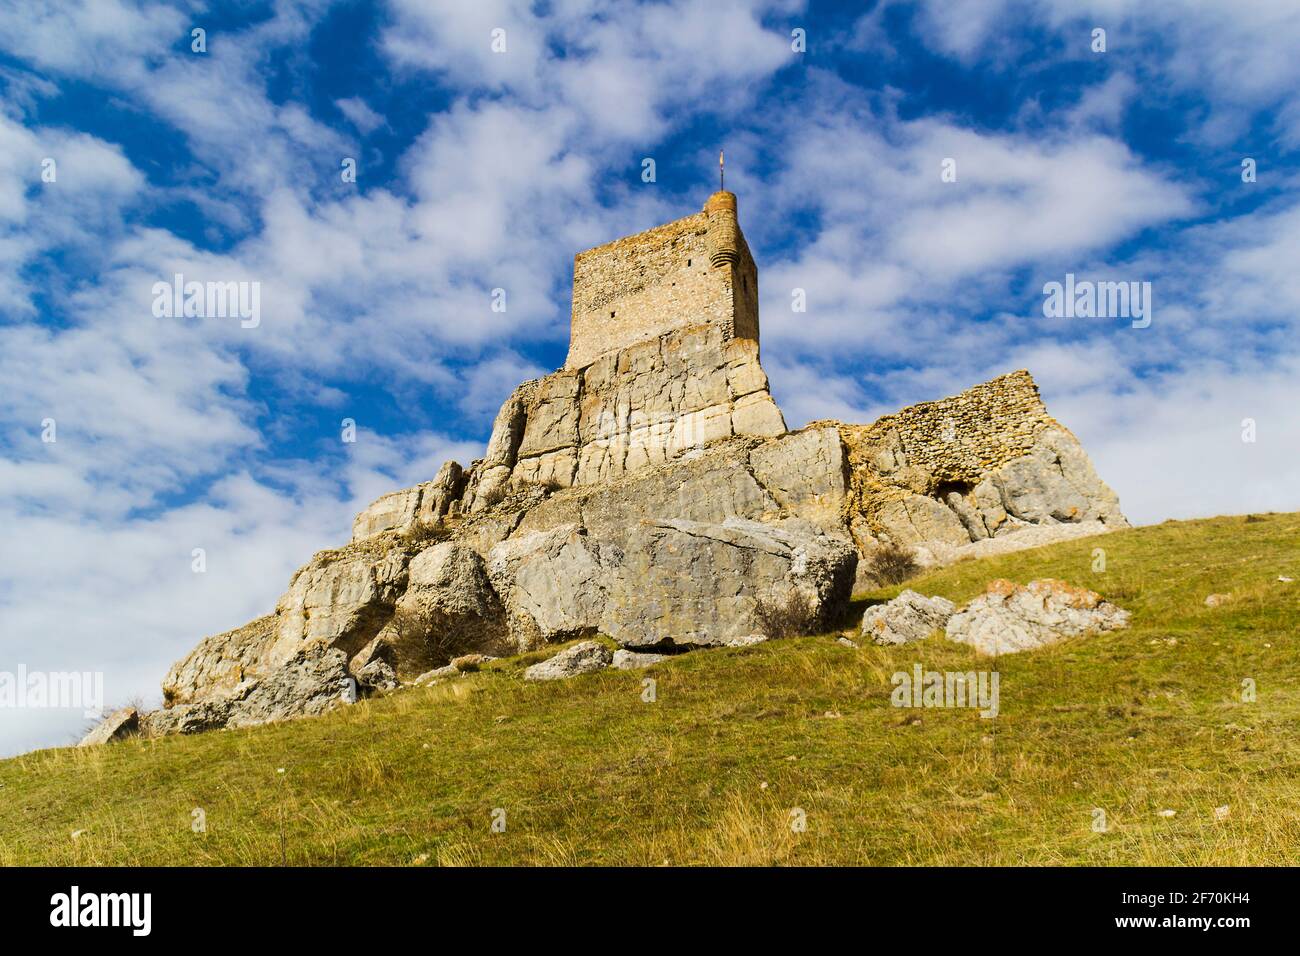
left=139, top=189, right=1128, bottom=737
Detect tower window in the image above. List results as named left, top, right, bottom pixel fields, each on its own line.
left=687, top=259, right=692, bottom=267
left=610, top=311, right=615, bottom=318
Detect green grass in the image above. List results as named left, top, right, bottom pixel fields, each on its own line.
left=3, top=512, right=1299, bottom=866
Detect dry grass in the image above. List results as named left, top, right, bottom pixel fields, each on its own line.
left=2, top=512, right=1298, bottom=865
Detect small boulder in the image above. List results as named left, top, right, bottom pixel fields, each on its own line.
left=524, top=641, right=613, bottom=681
left=1204, top=593, right=1231, bottom=608
left=355, top=658, right=399, bottom=692
left=611, top=649, right=670, bottom=669
left=861, top=590, right=957, bottom=646
left=78, top=707, right=139, bottom=747
left=411, top=664, right=458, bottom=685
left=945, top=578, right=1129, bottom=655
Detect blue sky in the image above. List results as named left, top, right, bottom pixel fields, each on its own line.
left=2, top=0, right=1299, bottom=755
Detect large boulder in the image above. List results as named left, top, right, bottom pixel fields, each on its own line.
left=945, top=578, right=1130, bottom=655
left=600, top=517, right=856, bottom=649
left=487, top=525, right=622, bottom=650
left=78, top=707, right=139, bottom=747
left=524, top=641, right=613, bottom=681
left=371, top=541, right=508, bottom=678
left=143, top=643, right=353, bottom=736
left=861, top=590, right=956, bottom=646
left=270, top=542, right=411, bottom=665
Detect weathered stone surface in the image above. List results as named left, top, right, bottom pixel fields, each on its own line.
left=982, top=429, right=1124, bottom=530
left=487, top=525, right=621, bottom=650
left=355, top=658, right=399, bottom=691
left=749, top=426, right=847, bottom=529
left=524, top=641, right=613, bottom=681
left=163, top=614, right=277, bottom=707
left=945, top=579, right=1130, bottom=655
left=611, top=649, right=670, bottom=669
left=352, top=461, right=467, bottom=541
left=270, top=543, right=410, bottom=665
left=143, top=644, right=353, bottom=736
left=1204, top=593, right=1230, bottom=608
left=375, top=541, right=508, bottom=678
left=861, top=590, right=957, bottom=646
left=836, top=372, right=1127, bottom=559
left=473, top=325, right=787, bottom=503
left=78, top=707, right=139, bottom=747
left=600, top=517, right=856, bottom=649
left=875, top=494, right=972, bottom=550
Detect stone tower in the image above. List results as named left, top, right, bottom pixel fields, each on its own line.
left=565, top=190, right=759, bottom=370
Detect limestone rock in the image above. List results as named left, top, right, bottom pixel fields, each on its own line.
left=983, top=429, right=1125, bottom=530
left=355, top=658, right=399, bottom=692
left=78, top=707, right=139, bottom=747
left=487, top=525, right=621, bottom=650
left=352, top=461, right=468, bottom=541
left=475, top=325, right=787, bottom=499
left=377, top=541, right=508, bottom=678
left=611, top=649, right=671, bottom=669
left=163, top=614, right=277, bottom=707
left=749, top=426, right=847, bottom=529
left=524, top=641, right=613, bottom=681
left=144, top=644, right=353, bottom=735
left=945, top=579, right=1130, bottom=655
left=1204, top=593, right=1230, bottom=608
left=861, top=590, right=957, bottom=646
left=600, top=517, right=856, bottom=649
left=270, top=543, right=411, bottom=665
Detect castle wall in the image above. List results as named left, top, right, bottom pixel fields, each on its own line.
left=843, top=370, right=1055, bottom=488
left=565, top=194, right=758, bottom=370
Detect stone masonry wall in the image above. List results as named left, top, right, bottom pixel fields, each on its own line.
left=565, top=195, right=758, bottom=370
left=844, top=370, right=1054, bottom=489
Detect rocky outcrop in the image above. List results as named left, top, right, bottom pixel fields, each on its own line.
left=860, top=590, right=956, bottom=646
left=487, top=525, right=621, bottom=650
left=371, top=541, right=507, bottom=678
left=601, top=518, right=856, bottom=648
left=151, top=341, right=1124, bottom=734
left=143, top=644, right=353, bottom=736
left=351, top=461, right=466, bottom=540
left=944, top=579, right=1130, bottom=655
left=524, top=641, right=613, bottom=681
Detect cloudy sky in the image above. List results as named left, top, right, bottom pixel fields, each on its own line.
left=2, top=0, right=1298, bottom=755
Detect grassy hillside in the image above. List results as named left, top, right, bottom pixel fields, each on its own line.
left=3, top=513, right=1299, bottom=866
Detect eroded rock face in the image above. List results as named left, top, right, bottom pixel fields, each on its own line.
left=372, top=541, right=508, bottom=678
left=487, top=525, right=623, bottom=650
left=600, top=517, right=857, bottom=649
left=944, top=578, right=1130, bottom=655
left=270, top=543, right=410, bottom=666
left=861, top=590, right=957, bottom=646
left=523, top=641, right=613, bottom=681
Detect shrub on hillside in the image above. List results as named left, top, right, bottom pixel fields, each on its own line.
left=753, top=589, right=819, bottom=639
left=865, top=541, right=920, bottom=586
